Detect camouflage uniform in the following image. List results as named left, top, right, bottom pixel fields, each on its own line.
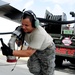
left=27, top=42, right=56, bottom=75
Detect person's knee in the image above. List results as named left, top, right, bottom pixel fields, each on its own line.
left=27, top=57, right=40, bottom=74
left=28, top=66, right=40, bottom=74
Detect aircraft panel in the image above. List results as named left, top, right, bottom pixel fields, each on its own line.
left=0, top=0, right=22, bottom=23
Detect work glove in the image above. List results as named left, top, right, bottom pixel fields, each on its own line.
left=1, top=44, right=13, bottom=56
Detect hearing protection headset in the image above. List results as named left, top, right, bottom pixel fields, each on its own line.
left=22, top=10, right=39, bottom=28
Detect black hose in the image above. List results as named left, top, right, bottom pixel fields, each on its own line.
left=0, top=32, right=12, bottom=35
left=37, top=17, right=75, bottom=24
left=0, top=18, right=75, bottom=35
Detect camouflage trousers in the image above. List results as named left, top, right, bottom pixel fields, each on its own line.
left=27, top=43, right=56, bottom=75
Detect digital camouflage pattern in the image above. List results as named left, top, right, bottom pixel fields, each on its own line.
left=27, top=42, right=56, bottom=75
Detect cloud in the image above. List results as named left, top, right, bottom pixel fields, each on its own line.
left=52, top=4, right=63, bottom=15
left=23, top=0, right=34, bottom=9
left=46, top=4, right=63, bottom=15
left=46, top=7, right=51, bottom=12
left=42, top=0, right=75, bottom=5
left=3, top=0, right=22, bottom=3
left=52, top=0, right=75, bottom=4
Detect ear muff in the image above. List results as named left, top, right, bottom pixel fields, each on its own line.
left=22, top=10, right=40, bottom=28
left=35, top=19, right=40, bottom=27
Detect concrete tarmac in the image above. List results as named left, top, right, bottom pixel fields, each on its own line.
left=0, top=52, right=74, bottom=75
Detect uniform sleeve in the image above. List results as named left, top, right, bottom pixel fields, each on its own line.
left=29, top=34, right=45, bottom=50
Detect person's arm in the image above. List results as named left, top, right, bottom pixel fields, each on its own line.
left=13, top=47, right=36, bottom=57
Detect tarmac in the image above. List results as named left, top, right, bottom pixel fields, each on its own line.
left=0, top=51, right=74, bottom=75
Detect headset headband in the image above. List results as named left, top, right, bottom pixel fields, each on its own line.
left=23, top=10, right=36, bottom=20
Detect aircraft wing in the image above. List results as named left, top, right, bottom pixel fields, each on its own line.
left=0, top=0, right=22, bottom=23
left=0, top=0, right=75, bottom=25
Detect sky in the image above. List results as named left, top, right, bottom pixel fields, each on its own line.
left=0, top=0, right=75, bottom=44
left=2, top=0, right=75, bottom=19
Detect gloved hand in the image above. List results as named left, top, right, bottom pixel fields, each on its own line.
left=1, top=44, right=13, bottom=56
